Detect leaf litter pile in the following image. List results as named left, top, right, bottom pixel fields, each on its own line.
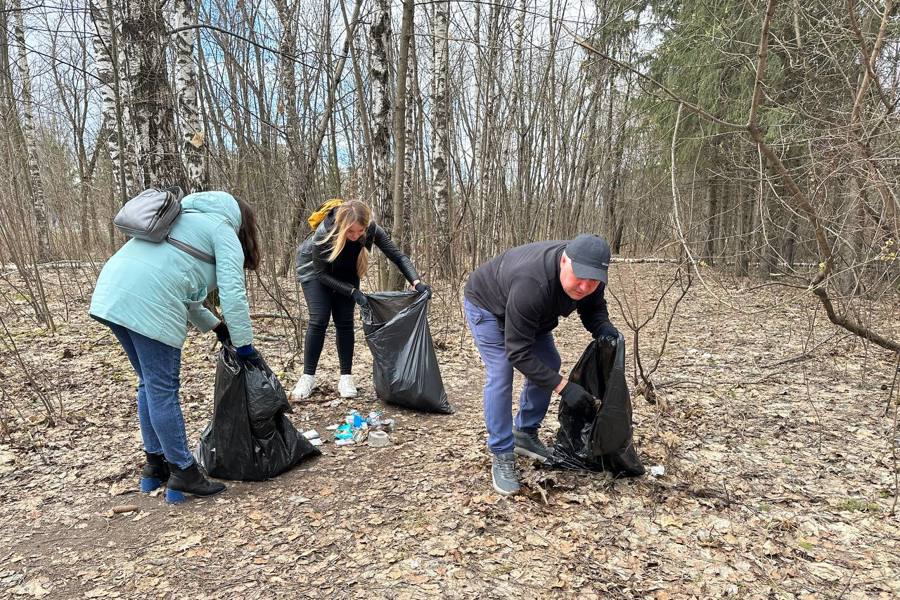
left=0, top=263, right=898, bottom=599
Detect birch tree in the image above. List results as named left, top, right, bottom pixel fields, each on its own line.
left=89, top=0, right=136, bottom=202
left=12, top=0, right=52, bottom=260
left=122, top=0, right=185, bottom=188
left=172, top=0, right=205, bottom=191
left=431, top=0, right=452, bottom=276
left=369, top=0, right=392, bottom=225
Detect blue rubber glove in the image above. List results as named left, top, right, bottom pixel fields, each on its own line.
left=236, top=344, right=264, bottom=369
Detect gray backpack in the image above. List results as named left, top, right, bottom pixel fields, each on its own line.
left=114, top=187, right=215, bottom=264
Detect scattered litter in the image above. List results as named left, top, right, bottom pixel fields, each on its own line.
left=366, top=410, right=395, bottom=432
left=369, top=430, right=390, bottom=448
left=328, top=409, right=397, bottom=447
left=308, top=438, right=324, bottom=447
left=334, top=424, right=354, bottom=441
left=302, top=430, right=320, bottom=440
left=649, top=465, right=665, bottom=477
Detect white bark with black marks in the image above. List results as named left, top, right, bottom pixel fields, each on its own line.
left=13, top=0, right=51, bottom=261
left=369, top=0, right=392, bottom=227
left=172, top=0, right=205, bottom=192
left=431, top=0, right=451, bottom=274
left=122, top=0, right=185, bottom=189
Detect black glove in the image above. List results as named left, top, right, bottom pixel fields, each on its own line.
left=350, top=289, right=369, bottom=307
left=213, top=321, right=230, bottom=345
left=559, top=381, right=597, bottom=416
left=235, top=344, right=265, bottom=369
left=414, top=281, right=433, bottom=299
left=594, top=321, right=620, bottom=342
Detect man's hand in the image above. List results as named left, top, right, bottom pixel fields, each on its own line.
left=559, top=381, right=597, bottom=416
left=213, top=321, right=230, bottom=345
left=350, top=288, right=369, bottom=307
left=594, top=321, right=619, bottom=341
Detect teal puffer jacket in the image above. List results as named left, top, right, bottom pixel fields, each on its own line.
left=90, top=191, right=253, bottom=349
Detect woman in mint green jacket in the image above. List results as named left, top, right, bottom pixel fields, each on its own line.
left=90, top=191, right=261, bottom=500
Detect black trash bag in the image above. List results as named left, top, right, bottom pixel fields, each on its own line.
left=550, top=335, right=644, bottom=476
left=197, top=346, right=320, bottom=481
left=361, top=290, right=453, bottom=414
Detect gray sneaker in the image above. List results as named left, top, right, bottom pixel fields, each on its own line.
left=491, top=452, right=520, bottom=496
left=513, top=428, right=551, bottom=463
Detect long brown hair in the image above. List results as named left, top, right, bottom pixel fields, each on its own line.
left=236, top=198, right=261, bottom=270
left=319, top=200, right=372, bottom=277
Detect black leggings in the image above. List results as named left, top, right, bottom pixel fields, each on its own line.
left=301, top=278, right=356, bottom=375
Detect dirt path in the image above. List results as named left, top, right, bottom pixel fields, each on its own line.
left=1, top=265, right=898, bottom=599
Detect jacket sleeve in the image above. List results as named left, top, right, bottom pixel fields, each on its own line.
left=504, top=280, right=563, bottom=391
left=187, top=301, right=219, bottom=333
left=212, top=222, right=254, bottom=347
left=577, top=284, right=611, bottom=335
left=308, top=230, right=355, bottom=297
left=370, top=224, right=420, bottom=284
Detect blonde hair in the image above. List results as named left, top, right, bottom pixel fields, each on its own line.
left=319, top=199, right=372, bottom=277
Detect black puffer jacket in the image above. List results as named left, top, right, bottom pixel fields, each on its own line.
left=296, top=210, right=420, bottom=296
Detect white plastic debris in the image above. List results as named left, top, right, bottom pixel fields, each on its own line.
left=649, top=465, right=665, bottom=477
left=302, top=429, right=320, bottom=440
left=368, top=430, right=390, bottom=448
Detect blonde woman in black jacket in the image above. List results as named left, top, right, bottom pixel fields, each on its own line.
left=293, top=200, right=430, bottom=399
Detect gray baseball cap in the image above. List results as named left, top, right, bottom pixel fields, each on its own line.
left=566, top=234, right=611, bottom=283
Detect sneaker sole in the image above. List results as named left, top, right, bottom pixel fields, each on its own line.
left=514, top=446, right=550, bottom=464
left=491, top=473, right=519, bottom=496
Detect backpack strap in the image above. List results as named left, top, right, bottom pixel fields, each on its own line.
left=167, top=236, right=216, bottom=265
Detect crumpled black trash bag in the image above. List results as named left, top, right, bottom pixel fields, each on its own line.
left=550, top=334, right=644, bottom=476
left=197, top=346, right=320, bottom=481
left=361, top=290, right=453, bottom=414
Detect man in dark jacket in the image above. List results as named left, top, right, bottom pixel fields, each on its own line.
left=463, top=234, right=619, bottom=495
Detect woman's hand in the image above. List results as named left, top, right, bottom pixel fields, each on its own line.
left=350, top=288, right=369, bottom=307
left=213, top=321, right=231, bottom=345
left=413, top=280, right=433, bottom=298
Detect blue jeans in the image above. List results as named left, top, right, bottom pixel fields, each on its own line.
left=464, top=299, right=561, bottom=454
left=98, top=319, right=194, bottom=469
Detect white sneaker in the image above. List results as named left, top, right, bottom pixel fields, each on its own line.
left=291, top=374, right=316, bottom=401
left=338, top=375, right=358, bottom=398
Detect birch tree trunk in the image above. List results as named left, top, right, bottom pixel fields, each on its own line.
left=89, top=0, right=137, bottom=202
left=122, top=0, right=185, bottom=189
left=274, top=0, right=302, bottom=165
left=12, top=0, right=52, bottom=260
left=370, top=0, right=392, bottom=226
left=172, top=0, right=205, bottom=191
left=431, top=0, right=452, bottom=276
left=390, top=0, right=414, bottom=240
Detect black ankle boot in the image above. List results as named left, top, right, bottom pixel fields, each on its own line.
left=141, top=452, right=170, bottom=481
left=139, top=452, right=170, bottom=493
left=167, top=462, right=226, bottom=498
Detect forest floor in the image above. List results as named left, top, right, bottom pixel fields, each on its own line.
left=0, top=262, right=898, bottom=599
